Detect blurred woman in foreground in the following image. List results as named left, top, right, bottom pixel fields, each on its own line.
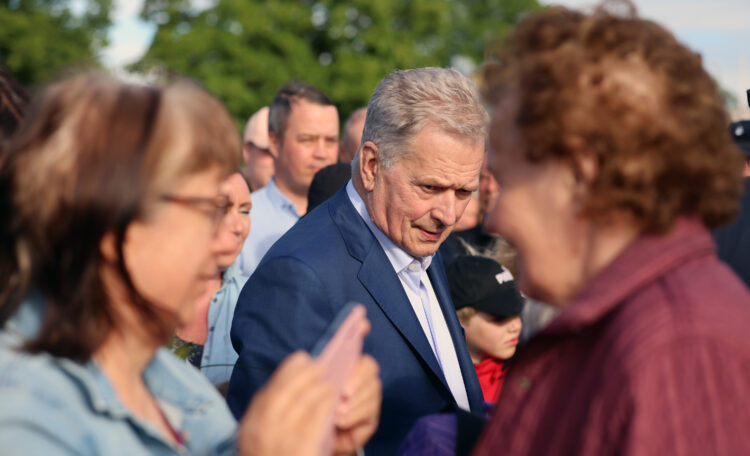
left=474, top=2, right=750, bottom=454
left=0, top=75, right=379, bottom=455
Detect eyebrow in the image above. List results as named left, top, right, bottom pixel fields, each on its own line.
left=418, top=177, right=479, bottom=191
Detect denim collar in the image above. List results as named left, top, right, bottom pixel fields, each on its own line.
left=7, top=295, right=214, bottom=431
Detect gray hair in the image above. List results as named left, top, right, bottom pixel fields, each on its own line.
left=352, top=67, right=488, bottom=171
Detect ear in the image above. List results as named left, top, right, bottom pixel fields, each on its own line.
left=565, top=135, right=598, bottom=186
left=242, top=143, right=251, bottom=164
left=268, top=131, right=280, bottom=160
left=100, top=231, right=119, bottom=263
left=358, top=141, right=380, bottom=192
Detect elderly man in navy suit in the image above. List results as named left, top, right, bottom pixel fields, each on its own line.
left=227, top=67, right=487, bottom=454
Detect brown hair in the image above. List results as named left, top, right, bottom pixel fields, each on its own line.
left=268, top=81, right=335, bottom=143
left=1, top=74, right=240, bottom=361
left=456, top=307, right=477, bottom=324
left=480, top=1, right=743, bottom=233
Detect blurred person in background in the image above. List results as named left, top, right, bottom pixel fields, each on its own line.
left=452, top=191, right=481, bottom=233
left=241, top=107, right=273, bottom=192
left=474, top=3, right=750, bottom=455
left=714, top=119, right=750, bottom=287
left=172, top=172, right=252, bottom=390
left=0, top=65, right=28, bottom=161
left=306, top=163, right=352, bottom=214
left=236, top=82, right=339, bottom=277
left=0, top=74, right=379, bottom=455
left=339, top=107, right=367, bottom=163
left=0, top=66, right=28, bottom=311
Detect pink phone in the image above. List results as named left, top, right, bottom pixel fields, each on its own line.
left=310, top=303, right=368, bottom=455
left=313, top=303, right=368, bottom=393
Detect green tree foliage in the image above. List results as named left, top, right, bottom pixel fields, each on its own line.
left=135, top=0, right=540, bottom=127
left=0, top=0, right=113, bottom=86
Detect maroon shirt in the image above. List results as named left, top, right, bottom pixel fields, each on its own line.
left=474, top=218, right=750, bottom=455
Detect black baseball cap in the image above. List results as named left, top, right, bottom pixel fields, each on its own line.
left=447, top=256, right=524, bottom=318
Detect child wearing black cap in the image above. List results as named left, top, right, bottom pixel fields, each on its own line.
left=447, top=255, right=524, bottom=403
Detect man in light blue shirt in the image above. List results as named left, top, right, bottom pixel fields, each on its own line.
left=236, top=82, right=339, bottom=277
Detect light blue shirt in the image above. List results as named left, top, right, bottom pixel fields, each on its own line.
left=346, top=181, right=470, bottom=410
left=200, top=262, right=248, bottom=385
left=236, top=178, right=300, bottom=277
left=0, top=296, right=238, bottom=456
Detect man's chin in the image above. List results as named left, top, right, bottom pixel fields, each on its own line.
left=404, top=241, right=442, bottom=259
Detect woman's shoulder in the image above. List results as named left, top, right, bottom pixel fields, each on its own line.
left=0, top=348, right=103, bottom=454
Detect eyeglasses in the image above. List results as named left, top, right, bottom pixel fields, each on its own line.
left=160, top=193, right=231, bottom=228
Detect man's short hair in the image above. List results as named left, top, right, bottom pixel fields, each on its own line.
left=268, top=82, right=334, bottom=143
left=354, top=67, right=488, bottom=170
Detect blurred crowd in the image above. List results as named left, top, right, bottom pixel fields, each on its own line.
left=1, top=1, right=750, bottom=455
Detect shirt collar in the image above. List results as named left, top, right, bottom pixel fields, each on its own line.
left=264, top=177, right=300, bottom=217
left=345, top=181, right=433, bottom=275
left=221, top=260, right=243, bottom=284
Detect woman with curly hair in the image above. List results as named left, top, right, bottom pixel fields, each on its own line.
left=474, top=2, right=750, bottom=454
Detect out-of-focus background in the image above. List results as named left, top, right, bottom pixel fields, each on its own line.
left=2, top=0, right=748, bottom=129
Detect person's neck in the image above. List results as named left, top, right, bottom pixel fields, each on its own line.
left=272, top=175, right=307, bottom=216
left=94, top=328, right=157, bottom=387
left=553, top=216, right=640, bottom=307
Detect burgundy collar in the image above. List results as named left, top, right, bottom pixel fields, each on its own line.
left=542, top=217, right=715, bottom=336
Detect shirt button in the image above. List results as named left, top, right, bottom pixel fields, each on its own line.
left=519, top=376, right=532, bottom=391
left=408, top=263, right=417, bottom=271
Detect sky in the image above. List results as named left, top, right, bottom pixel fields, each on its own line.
left=103, top=0, right=750, bottom=118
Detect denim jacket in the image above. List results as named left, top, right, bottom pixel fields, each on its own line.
left=200, top=262, right=248, bottom=385
left=0, top=295, right=238, bottom=455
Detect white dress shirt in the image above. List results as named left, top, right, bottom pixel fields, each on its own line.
left=346, top=181, right=470, bottom=410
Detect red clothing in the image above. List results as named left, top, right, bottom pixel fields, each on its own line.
left=474, top=218, right=750, bottom=455
left=474, top=358, right=505, bottom=403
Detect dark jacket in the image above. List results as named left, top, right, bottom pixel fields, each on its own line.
left=226, top=187, right=484, bottom=455
left=714, top=177, right=750, bottom=288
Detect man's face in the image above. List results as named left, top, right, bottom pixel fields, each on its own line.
left=363, top=123, right=484, bottom=258
left=271, top=99, right=339, bottom=194
left=242, top=141, right=274, bottom=191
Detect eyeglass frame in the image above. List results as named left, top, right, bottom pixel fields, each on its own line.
left=159, top=193, right=231, bottom=228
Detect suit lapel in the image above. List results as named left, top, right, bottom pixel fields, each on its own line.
left=358, top=247, right=449, bottom=390
left=428, top=256, right=485, bottom=411
left=328, top=188, right=452, bottom=396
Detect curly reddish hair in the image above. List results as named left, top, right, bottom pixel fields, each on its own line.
left=480, top=1, right=743, bottom=233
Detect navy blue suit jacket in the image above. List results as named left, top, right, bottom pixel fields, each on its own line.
left=226, top=187, right=484, bottom=455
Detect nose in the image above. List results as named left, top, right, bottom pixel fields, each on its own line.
left=432, top=191, right=457, bottom=227
left=228, top=210, right=243, bottom=236
left=313, top=138, right=329, bottom=159
left=508, top=315, right=522, bottom=333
